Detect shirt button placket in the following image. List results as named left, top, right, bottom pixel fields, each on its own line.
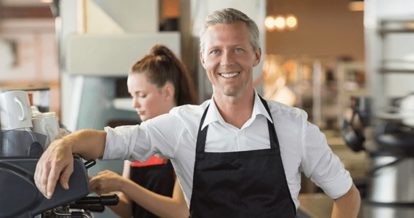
left=236, top=130, right=242, bottom=151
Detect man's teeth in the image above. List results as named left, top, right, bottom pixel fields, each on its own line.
left=220, top=72, right=239, bottom=78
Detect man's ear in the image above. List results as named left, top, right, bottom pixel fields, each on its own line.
left=200, top=51, right=207, bottom=69
left=253, top=48, right=262, bottom=67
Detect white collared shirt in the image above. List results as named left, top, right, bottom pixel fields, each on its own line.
left=104, top=92, right=352, bottom=208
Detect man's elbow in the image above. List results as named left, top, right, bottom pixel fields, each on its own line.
left=347, top=185, right=361, bottom=205
left=332, top=184, right=361, bottom=218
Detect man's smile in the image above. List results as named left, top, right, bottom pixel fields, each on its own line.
left=219, top=72, right=240, bottom=78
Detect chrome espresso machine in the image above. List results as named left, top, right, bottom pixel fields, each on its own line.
left=0, top=90, right=118, bottom=217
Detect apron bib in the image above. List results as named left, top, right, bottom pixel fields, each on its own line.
left=189, top=96, right=296, bottom=218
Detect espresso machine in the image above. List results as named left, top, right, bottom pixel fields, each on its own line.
left=0, top=90, right=119, bottom=217
left=0, top=136, right=119, bottom=218
left=0, top=156, right=119, bottom=218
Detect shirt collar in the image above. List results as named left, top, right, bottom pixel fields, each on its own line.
left=252, top=92, right=273, bottom=123
left=201, top=92, right=273, bottom=130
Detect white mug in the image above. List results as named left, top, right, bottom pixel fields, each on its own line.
left=0, top=90, right=33, bottom=130
left=32, top=112, right=59, bottom=147
left=400, top=94, right=414, bottom=127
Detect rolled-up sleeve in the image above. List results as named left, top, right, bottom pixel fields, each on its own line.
left=301, top=122, right=353, bottom=199
left=102, top=113, right=184, bottom=162
left=103, top=125, right=153, bottom=161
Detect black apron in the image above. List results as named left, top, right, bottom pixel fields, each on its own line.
left=130, top=161, right=175, bottom=218
left=189, top=97, right=296, bottom=218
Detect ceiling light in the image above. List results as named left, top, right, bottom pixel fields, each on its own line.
left=286, top=15, right=298, bottom=29
left=349, top=1, right=364, bottom=11
left=265, top=16, right=276, bottom=31
left=265, top=14, right=298, bottom=32
left=274, top=16, right=286, bottom=30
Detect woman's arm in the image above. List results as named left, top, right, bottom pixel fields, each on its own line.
left=108, top=193, right=133, bottom=218
left=106, top=161, right=133, bottom=218
left=89, top=167, right=189, bottom=218
left=123, top=178, right=189, bottom=218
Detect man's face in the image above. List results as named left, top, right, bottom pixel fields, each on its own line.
left=200, top=22, right=261, bottom=99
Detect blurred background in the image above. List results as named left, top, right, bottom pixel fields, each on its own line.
left=1, top=0, right=414, bottom=217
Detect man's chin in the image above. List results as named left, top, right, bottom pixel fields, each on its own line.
left=222, top=89, right=242, bottom=98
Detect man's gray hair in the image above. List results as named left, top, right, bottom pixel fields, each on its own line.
left=200, top=8, right=260, bottom=53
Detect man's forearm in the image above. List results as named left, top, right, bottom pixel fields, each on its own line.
left=63, top=129, right=107, bottom=160
left=331, top=184, right=361, bottom=218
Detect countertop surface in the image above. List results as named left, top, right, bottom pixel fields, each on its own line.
left=299, top=131, right=414, bottom=218
left=298, top=193, right=333, bottom=218
left=298, top=193, right=414, bottom=218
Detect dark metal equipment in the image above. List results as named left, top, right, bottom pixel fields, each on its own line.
left=0, top=145, right=119, bottom=217
left=341, top=95, right=414, bottom=206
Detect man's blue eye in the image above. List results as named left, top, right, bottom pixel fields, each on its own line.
left=210, top=50, right=220, bottom=55
left=235, top=48, right=244, bottom=53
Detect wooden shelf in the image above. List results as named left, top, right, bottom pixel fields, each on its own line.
left=379, top=68, right=414, bottom=73
left=379, top=20, right=414, bottom=35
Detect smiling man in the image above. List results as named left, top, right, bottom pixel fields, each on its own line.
left=35, top=8, right=360, bottom=218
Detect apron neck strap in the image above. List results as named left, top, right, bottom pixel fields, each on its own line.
left=196, top=105, right=209, bottom=153
left=196, top=96, right=280, bottom=153
left=258, top=96, right=280, bottom=150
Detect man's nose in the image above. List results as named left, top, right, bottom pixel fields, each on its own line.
left=220, top=50, right=235, bottom=65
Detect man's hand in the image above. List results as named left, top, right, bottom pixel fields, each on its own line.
left=34, top=138, right=74, bottom=199
left=34, top=129, right=107, bottom=198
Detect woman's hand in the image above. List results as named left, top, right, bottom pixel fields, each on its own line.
left=89, top=170, right=128, bottom=195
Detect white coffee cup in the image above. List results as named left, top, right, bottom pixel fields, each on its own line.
left=32, top=112, right=59, bottom=147
left=0, top=90, right=33, bottom=130
left=400, top=93, right=414, bottom=127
